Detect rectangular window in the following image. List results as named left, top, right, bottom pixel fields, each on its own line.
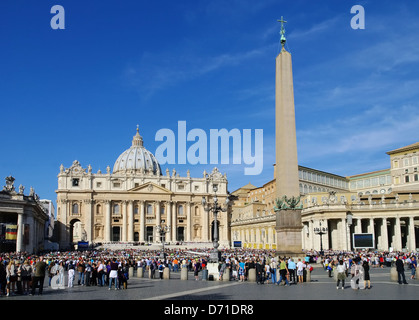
left=405, top=175, right=410, bottom=183
left=72, top=179, right=79, bottom=187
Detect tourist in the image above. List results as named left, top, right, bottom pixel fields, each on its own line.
left=68, top=261, right=75, bottom=288
left=158, top=261, right=165, bottom=279
left=255, top=259, right=265, bottom=284
left=57, top=261, right=65, bottom=288
left=0, top=260, right=6, bottom=296
left=192, top=259, right=200, bottom=281
left=108, top=258, right=119, bottom=290
left=296, top=258, right=305, bottom=284
left=288, top=258, right=296, bottom=284
left=6, top=259, right=17, bottom=296
left=77, top=259, right=86, bottom=286
left=264, top=261, right=270, bottom=282
left=47, top=259, right=55, bottom=287
left=238, top=259, right=245, bottom=282
left=362, top=260, right=371, bottom=289
left=31, top=256, right=47, bottom=296
left=270, top=258, right=277, bottom=284
left=410, top=256, right=417, bottom=280
left=276, top=257, right=289, bottom=286
left=395, top=256, right=408, bottom=285
left=19, top=259, right=33, bottom=295
left=85, top=260, right=92, bottom=286
left=336, top=260, right=347, bottom=290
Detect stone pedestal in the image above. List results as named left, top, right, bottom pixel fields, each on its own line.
left=129, top=267, right=134, bottom=278
left=306, top=269, right=311, bottom=282
left=137, top=268, right=143, bottom=278
left=248, top=268, right=256, bottom=282
left=163, top=267, right=171, bottom=279
left=222, top=267, right=230, bottom=281
left=275, top=209, right=303, bottom=257
left=207, top=262, right=219, bottom=281
left=181, top=267, right=188, bottom=280
left=390, top=267, right=398, bottom=282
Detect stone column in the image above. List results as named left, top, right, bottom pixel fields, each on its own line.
left=355, top=218, right=362, bottom=234
left=84, top=199, right=93, bottom=243
left=156, top=201, right=161, bottom=229
left=128, top=200, right=134, bottom=242
left=105, top=200, right=111, bottom=242
left=380, top=218, right=389, bottom=251
left=16, top=212, right=23, bottom=252
left=59, top=199, right=69, bottom=246
left=140, top=200, right=145, bottom=242
left=308, top=220, right=314, bottom=250
left=186, top=202, right=191, bottom=242
left=409, top=216, right=416, bottom=252
left=166, top=201, right=172, bottom=242
left=368, top=218, right=374, bottom=234
left=172, top=201, right=177, bottom=242
left=341, top=218, right=348, bottom=251
left=122, top=200, right=127, bottom=242
left=394, top=217, right=402, bottom=251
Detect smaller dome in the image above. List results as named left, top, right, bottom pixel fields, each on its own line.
left=113, top=126, right=161, bottom=175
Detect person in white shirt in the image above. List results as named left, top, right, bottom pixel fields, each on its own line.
left=296, top=259, right=305, bottom=284
left=336, top=260, right=347, bottom=290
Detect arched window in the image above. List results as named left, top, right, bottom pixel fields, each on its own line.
left=147, top=204, right=153, bottom=215
left=72, top=203, right=79, bottom=214
left=178, top=205, right=184, bottom=215
left=96, top=204, right=101, bottom=215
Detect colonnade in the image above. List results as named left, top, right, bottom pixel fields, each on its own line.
left=59, top=197, right=230, bottom=247
left=303, top=214, right=419, bottom=252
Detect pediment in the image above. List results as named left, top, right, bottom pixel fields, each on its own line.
left=128, top=182, right=172, bottom=194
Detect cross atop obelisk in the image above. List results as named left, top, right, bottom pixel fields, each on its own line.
left=277, top=16, right=287, bottom=48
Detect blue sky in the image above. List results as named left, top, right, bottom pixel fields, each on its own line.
left=1, top=0, right=419, bottom=206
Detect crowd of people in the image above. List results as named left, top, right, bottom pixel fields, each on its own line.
left=0, top=247, right=417, bottom=297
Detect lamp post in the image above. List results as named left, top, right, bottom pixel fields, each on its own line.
left=346, top=212, right=353, bottom=252
left=202, top=184, right=230, bottom=263
left=156, top=222, right=170, bottom=260
left=314, top=220, right=328, bottom=256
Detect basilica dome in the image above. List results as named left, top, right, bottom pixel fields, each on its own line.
left=113, top=127, right=161, bottom=175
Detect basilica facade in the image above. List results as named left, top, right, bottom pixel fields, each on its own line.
left=55, top=128, right=229, bottom=250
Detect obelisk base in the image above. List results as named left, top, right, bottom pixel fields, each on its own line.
left=275, top=209, right=304, bottom=257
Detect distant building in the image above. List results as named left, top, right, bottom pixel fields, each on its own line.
left=55, top=127, right=229, bottom=250
left=0, top=176, right=50, bottom=253
left=302, top=143, right=419, bottom=252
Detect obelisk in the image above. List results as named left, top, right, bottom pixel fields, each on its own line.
left=274, top=17, right=303, bottom=256
left=275, top=17, right=300, bottom=199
